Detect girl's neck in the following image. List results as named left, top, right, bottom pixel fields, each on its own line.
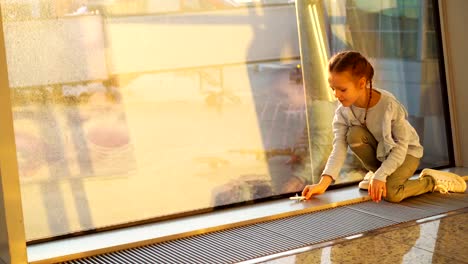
left=353, top=88, right=380, bottom=108
left=353, top=88, right=372, bottom=108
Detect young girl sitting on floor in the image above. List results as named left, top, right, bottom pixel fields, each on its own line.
left=302, top=51, right=466, bottom=203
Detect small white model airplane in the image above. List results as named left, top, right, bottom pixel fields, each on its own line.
left=289, top=193, right=306, bottom=202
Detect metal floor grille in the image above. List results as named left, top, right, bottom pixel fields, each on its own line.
left=61, top=192, right=468, bottom=264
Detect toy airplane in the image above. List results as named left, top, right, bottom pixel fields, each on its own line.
left=289, top=193, right=306, bottom=202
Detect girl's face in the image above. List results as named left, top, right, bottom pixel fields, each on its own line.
left=328, top=70, right=366, bottom=107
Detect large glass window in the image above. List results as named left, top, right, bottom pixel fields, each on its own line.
left=0, top=0, right=451, bottom=241
left=2, top=0, right=309, bottom=241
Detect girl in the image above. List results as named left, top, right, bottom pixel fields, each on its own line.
left=302, top=51, right=466, bottom=203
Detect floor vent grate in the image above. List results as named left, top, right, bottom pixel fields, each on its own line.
left=61, top=192, right=468, bottom=264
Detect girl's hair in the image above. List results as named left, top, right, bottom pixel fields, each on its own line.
left=328, top=51, right=374, bottom=90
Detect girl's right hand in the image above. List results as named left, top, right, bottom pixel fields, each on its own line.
left=301, top=175, right=333, bottom=200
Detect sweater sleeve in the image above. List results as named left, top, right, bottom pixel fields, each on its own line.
left=322, top=107, right=349, bottom=180
left=373, top=101, right=410, bottom=182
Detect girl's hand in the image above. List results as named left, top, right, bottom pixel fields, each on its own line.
left=369, top=179, right=386, bottom=202
left=302, top=175, right=332, bottom=200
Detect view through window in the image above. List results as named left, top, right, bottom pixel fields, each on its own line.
left=0, top=0, right=451, bottom=241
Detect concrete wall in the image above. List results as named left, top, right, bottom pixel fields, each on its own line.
left=439, top=0, right=468, bottom=166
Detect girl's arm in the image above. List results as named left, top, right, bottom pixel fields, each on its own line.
left=321, top=108, right=349, bottom=181
left=302, top=107, right=348, bottom=200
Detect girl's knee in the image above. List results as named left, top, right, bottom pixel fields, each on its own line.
left=346, top=126, right=368, bottom=146
left=384, top=188, right=404, bottom=203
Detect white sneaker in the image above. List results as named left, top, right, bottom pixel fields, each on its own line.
left=419, top=169, right=467, bottom=194
left=359, top=171, right=374, bottom=190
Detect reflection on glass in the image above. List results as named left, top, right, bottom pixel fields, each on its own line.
left=1, top=1, right=306, bottom=240
left=1, top=0, right=297, bottom=19
left=0, top=0, right=451, bottom=241
left=298, top=0, right=449, bottom=183
left=296, top=0, right=366, bottom=185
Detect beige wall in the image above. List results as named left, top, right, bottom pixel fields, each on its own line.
left=439, top=0, right=468, bottom=166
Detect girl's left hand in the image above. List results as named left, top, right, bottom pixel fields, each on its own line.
left=369, top=179, right=386, bottom=203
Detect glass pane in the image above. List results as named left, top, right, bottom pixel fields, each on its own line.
left=0, top=0, right=451, bottom=242
left=380, top=32, right=418, bottom=59
left=346, top=6, right=380, bottom=31
left=349, top=32, right=380, bottom=58
left=1, top=1, right=306, bottom=240
left=380, top=32, right=401, bottom=57
left=298, top=0, right=450, bottom=186
left=401, top=32, right=418, bottom=59
left=1, top=1, right=297, bottom=18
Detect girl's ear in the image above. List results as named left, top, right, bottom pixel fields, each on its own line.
left=359, top=77, right=367, bottom=89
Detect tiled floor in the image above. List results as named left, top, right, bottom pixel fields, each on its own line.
left=262, top=211, right=468, bottom=264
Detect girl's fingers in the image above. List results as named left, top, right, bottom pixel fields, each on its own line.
left=376, top=185, right=385, bottom=202
left=371, top=185, right=379, bottom=202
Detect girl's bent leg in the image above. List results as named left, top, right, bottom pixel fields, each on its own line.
left=346, top=126, right=381, bottom=172
left=385, top=155, right=434, bottom=203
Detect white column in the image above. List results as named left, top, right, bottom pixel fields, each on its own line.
left=439, top=0, right=468, bottom=166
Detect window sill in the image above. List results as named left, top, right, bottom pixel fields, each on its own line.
left=27, top=185, right=370, bottom=263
